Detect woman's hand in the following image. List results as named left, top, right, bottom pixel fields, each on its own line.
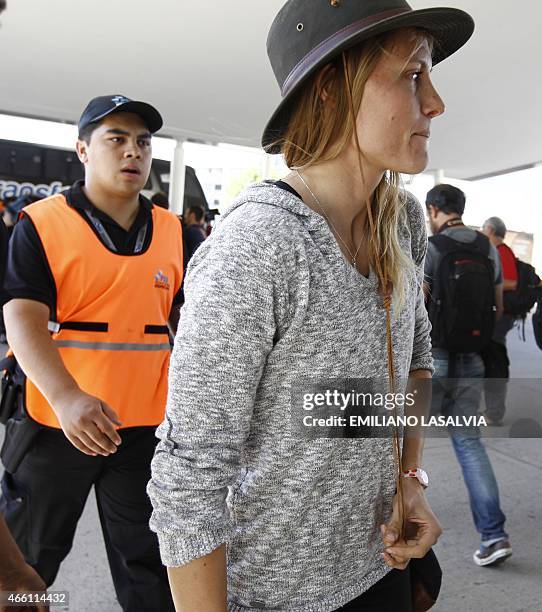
left=380, top=479, right=442, bottom=570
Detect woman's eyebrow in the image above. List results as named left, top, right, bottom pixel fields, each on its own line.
left=410, top=57, right=433, bottom=71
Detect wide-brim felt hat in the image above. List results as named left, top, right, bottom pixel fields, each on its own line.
left=262, top=0, right=475, bottom=154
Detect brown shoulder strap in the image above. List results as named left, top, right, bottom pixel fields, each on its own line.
left=383, top=292, right=406, bottom=540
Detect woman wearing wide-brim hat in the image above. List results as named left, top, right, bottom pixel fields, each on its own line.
left=149, top=1, right=474, bottom=610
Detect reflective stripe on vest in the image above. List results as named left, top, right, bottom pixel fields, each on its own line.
left=23, top=195, right=184, bottom=429
left=54, top=340, right=172, bottom=351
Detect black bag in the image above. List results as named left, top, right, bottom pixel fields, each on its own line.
left=0, top=354, right=19, bottom=425
left=1, top=415, right=42, bottom=474
left=428, top=233, right=495, bottom=353
left=533, top=299, right=542, bottom=351
left=503, top=256, right=541, bottom=319
left=410, top=549, right=442, bottom=612
left=0, top=354, right=43, bottom=473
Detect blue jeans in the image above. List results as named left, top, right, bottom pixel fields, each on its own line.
left=432, top=349, right=508, bottom=544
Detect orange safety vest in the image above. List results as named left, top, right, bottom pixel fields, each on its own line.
left=22, top=194, right=183, bottom=429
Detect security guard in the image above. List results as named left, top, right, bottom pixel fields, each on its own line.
left=0, top=96, right=183, bottom=611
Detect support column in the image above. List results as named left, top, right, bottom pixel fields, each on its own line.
left=432, top=169, right=445, bottom=185
left=169, top=140, right=186, bottom=215
left=261, top=151, right=273, bottom=181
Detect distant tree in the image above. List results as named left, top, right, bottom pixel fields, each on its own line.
left=226, top=168, right=262, bottom=201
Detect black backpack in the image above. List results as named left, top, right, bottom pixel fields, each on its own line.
left=533, top=299, right=542, bottom=351
left=427, top=232, right=496, bottom=353
left=502, top=252, right=541, bottom=319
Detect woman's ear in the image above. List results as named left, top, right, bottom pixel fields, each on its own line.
left=315, top=64, right=337, bottom=106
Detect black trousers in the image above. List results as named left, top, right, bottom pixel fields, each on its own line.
left=336, top=568, right=412, bottom=611
left=0, top=426, right=174, bottom=612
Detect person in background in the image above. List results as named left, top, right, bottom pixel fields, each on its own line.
left=2, top=195, right=41, bottom=240
left=425, top=185, right=512, bottom=568
left=481, top=216, right=517, bottom=425
left=151, top=191, right=170, bottom=210
left=183, top=204, right=207, bottom=264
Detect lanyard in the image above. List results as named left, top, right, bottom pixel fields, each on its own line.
left=437, top=217, right=464, bottom=234
left=84, top=210, right=148, bottom=254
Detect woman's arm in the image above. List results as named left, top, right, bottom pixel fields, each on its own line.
left=381, top=196, right=441, bottom=568
left=167, top=546, right=227, bottom=612
left=402, top=368, right=432, bottom=471
left=382, top=371, right=443, bottom=570
left=148, top=216, right=281, bottom=603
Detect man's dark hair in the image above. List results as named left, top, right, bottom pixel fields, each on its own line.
left=78, top=121, right=100, bottom=144
left=151, top=192, right=169, bottom=210
left=0, top=1, right=6, bottom=14
left=425, top=184, right=466, bottom=216
left=188, top=205, right=205, bottom=223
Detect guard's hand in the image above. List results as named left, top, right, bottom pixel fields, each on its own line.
left=53, top=389, right=122, bottom=456
left=0, top=562, right=49, bottom=612
left=380, top=479, right=442, bottom=570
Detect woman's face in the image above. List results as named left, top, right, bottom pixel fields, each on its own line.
left=355, top=29, right=445, bottom=175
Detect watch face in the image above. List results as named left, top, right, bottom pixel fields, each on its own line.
left=418, top=470, right=429, bottom=486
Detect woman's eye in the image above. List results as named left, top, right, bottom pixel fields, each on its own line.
left=411, top=71, right=422, bottom=82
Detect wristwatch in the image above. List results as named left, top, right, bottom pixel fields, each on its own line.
left=403, top=468, right=429, bottom=488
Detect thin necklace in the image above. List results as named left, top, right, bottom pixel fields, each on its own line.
left=296, top=170, right=363, bottom=267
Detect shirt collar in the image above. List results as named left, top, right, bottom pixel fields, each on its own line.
left=65, top=180, right=153, bottom=216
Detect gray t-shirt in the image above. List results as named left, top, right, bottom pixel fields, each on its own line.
left=424, top=226, right=503, bottom=287
left=148, top=184, right=434, bottom=611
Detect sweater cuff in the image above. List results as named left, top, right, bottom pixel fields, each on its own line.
left=156, top=525, right=232, bottom=567
left=409, top=356, right=435, bottom=375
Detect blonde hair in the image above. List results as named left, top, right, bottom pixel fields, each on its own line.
left=280, top=29, right=433, bottom=312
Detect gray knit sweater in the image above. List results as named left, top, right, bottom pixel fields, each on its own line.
left=148, top=182, right=434, bottom=611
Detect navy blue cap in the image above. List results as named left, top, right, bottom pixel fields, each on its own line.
left=78, top=95, right=163, bottom=135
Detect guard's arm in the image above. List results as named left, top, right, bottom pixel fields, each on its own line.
left=3, top=299, right=121, bottom=456
left=4, top=299, right=79, bottom=404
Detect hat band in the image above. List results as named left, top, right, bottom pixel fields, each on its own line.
left=281, top=7, right=411, bottom=97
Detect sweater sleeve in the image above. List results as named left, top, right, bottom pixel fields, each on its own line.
left=147, top=217, right=279, bottom=567
left=406, top=195, right=434, bottom=374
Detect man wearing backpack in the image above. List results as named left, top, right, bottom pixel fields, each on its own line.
left=424, top=184, right=512, bottom=567
left=481, top=217, right=517, bottom=425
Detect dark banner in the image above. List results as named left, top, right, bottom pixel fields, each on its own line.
left=290, top=378, right=542, bottom=439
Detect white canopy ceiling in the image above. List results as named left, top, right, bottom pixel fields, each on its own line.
left=0, top=0, right=540, bottom=180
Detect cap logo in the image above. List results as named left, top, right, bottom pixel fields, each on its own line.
left=111, top=95, right=130, bottom=106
